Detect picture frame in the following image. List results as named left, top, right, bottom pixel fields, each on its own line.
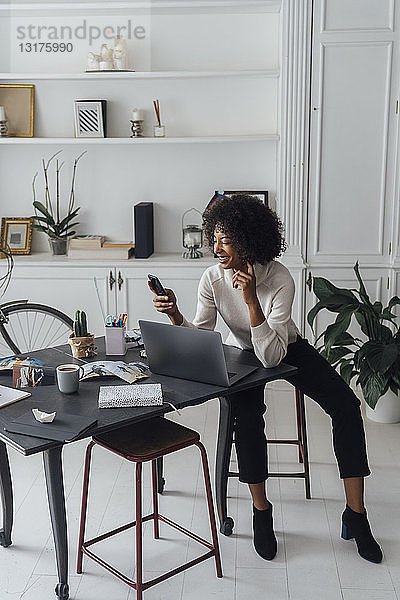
left=74, top=100, right=107, bottom=138
left=216, top=190, right=269, bottom=206
left=0, top=84, right=35, bottom=137
left=0, top=217, right=33, bottom=255
left=205, top=190, right=269, bottom=213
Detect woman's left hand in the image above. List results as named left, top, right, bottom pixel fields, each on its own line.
left=232, top=262, right=257, bottom=305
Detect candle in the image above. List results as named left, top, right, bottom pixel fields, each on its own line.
left=184, top=232, right=201, bottom=247
left=0, top=106, right=6, bottom=121
left=132, top=108, right=143, bottom=121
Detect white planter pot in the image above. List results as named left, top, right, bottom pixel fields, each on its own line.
left=365, top=389, right=400, bottom=424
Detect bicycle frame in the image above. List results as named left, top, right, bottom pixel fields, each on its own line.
left=0, top=300, right=29, bottom=323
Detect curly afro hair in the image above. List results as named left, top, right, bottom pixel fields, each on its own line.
left=203, top=194, right=287, bottom=264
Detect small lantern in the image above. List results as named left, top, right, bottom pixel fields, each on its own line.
left=182, top=208, right=203, bottom=259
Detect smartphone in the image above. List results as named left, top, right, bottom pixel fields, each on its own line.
left=148, top=274, right=167, bottom=296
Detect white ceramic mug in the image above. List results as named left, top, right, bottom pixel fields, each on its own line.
left=56, top=364, right=84, bottom=394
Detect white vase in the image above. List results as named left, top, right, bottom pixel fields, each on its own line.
left=365, top=389, right=400, bottom=424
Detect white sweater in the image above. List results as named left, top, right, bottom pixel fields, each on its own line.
left=181, top=260, right=301, bottom=368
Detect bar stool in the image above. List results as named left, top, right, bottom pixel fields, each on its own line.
left=220, top=386, right=311, bottom=536
left=265, top=387, right=311, bottom=494
left=77, top=417, right=222, bottom=599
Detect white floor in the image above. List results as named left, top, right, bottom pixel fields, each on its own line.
left=1, top=380, right=399, bottom=600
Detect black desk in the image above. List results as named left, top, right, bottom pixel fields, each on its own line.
left=0, top=339, right=297, bottom=600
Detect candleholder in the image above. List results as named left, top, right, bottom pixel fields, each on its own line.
left=0, top=120, right=8, bottom=137
left=153, top=124, right=165, bottom=138
left=130, top=120, right=144, bottom=137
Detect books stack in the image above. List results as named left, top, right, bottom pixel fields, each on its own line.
left=69, top=235, right=105, bottom=249
left=69, top=236, right=135, bottom=260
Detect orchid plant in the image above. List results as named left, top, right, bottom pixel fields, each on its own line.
left=31, top=150, right=86, bottom=239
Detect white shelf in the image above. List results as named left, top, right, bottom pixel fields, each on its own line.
left=0, top=135, right=279, bottom=145
left=11, top=252, right=217, bottom=268
left=0, top=69, right=279, bottom=81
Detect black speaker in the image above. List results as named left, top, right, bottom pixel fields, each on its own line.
left=134, top=202, right=154, bottom=258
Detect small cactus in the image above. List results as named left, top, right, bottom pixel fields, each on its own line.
left=73, top=310, right=89, bottom=337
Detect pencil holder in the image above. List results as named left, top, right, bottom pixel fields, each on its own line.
left=105, top=326, right=127, bottom=356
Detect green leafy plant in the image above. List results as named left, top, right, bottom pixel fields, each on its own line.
left=73, top=310, right=88, bottom=338
left=307, top=262, right=400, bottom=409
left=31, top=150, right=86, bottom=239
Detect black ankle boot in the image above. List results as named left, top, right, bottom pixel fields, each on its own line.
left=252, top=504, right=277, bottom=560
left=341, top=505, right=383, bottom=563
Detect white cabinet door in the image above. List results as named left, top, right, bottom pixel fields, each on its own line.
left=115, top=264, right=205, bottom=326
left=2, top=264, right=116, bottom=337
left=115, top=263, right=232, bottom=338
left=304, top=266, right=389, bottom=344
left=308, top=0, right=400, bottom=266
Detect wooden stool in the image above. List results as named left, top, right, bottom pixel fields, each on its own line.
left=77, top=417, right=222, bottom=599
left=220, top=386, right=311, bottom=536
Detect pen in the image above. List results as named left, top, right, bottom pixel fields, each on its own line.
left=105, top=314, right=127, bottom=327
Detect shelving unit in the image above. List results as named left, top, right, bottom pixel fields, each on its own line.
left=1, top=0, right=280, bottom=258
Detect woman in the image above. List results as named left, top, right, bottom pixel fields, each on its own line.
left=149, top=194, right=383, bottom=564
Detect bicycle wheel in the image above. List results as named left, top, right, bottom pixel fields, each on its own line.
left=0, top=303, right=73, bottom=356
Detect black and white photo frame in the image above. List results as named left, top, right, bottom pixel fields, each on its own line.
left=217, top=190, right=268, bottom=206
left=74, top=100, right=107, bottom=138
left=205, top=190, right=269, bottom=213
left=0, top=217, right=33, bottom=255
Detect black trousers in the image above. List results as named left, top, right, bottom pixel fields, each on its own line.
left=231, top=334, right=370, bottom=484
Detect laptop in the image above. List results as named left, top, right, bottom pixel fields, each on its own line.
left=139, top=320, right=258, bottom=387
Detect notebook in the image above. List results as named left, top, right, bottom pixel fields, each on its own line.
left=98, top=384, right=163, bottom=409
left=4, top=411, right=97, bottom=442
left=0, top=384, right=31, bottom=408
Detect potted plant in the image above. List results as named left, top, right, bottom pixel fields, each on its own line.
left=31, top=150, right=86, bottom=255
left=307, top=262, right=400, bottom=423
left=68, top=310, right=95, bottom=358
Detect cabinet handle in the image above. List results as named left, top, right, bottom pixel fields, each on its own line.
left=306, top=272, right=313, bottom=292
left=118, top=271, right=124, bottom=291
left=109, top=270, right=115, bottom=291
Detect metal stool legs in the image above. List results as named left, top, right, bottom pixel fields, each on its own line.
left=135, top=462, right=143, bottom=600
left=296, top=389, right=311, bottom=499
left=195, top=441, right=223, bottom=578
left=266, top=388, right=311, bottom=500
left=218, top=386, right=311, bottom=536
left=77, top=435, right=222, bottom=598
left=151, top=460, right=160, bottom=539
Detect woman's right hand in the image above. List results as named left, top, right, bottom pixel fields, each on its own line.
left=148, top=284, right=183, bottom=325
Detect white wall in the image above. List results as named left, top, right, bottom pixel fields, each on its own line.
left=1, top=142, right=277, bottom=253
left=0, top=6, right=280, bottom=254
